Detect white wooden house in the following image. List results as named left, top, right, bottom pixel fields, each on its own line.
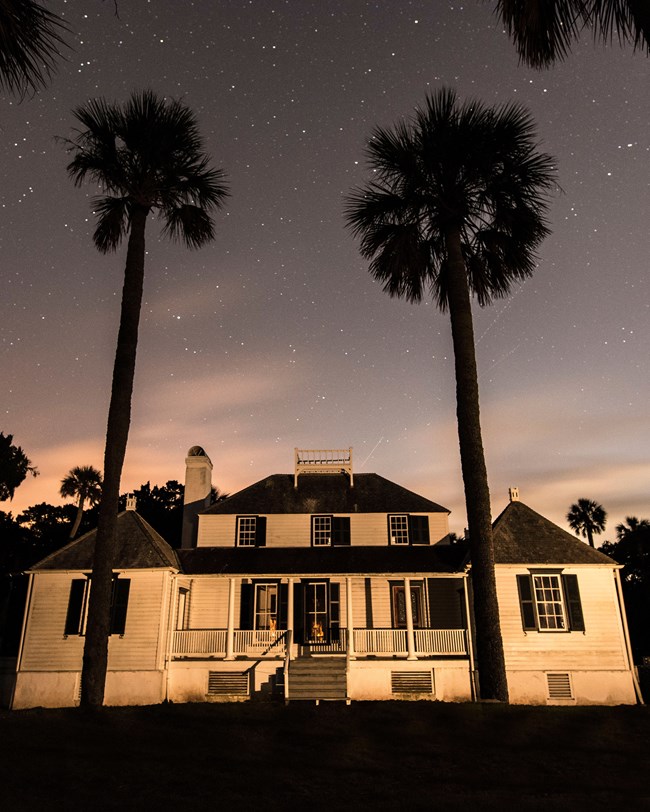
left=9, top=448, right=639, bottom=708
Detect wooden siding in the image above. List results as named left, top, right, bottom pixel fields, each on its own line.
left=186, top=577, right=230, bottom=629
left=20, top=571, right=171, bottom=672
left=497, top=566, right=629, bottom=670
left=197, top=512, right=449, bottom=548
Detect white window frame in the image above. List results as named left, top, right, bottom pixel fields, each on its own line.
left=176, top=587, right=190, bottom=630
left=254, top=583, right=279, bottom=631
left=389, top=514, right=409, bottom=545
left=312, top=515, right=332, bottom=546
left=532, top=573, right=567, bottom=631
left=237, top=515, right=257, bottom=547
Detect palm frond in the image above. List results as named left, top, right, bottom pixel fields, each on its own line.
left=92, top=196, right=130, bottom=253
left=0, top=0, right=69, bottom=97
left=160, top=204, right=215, bottom=249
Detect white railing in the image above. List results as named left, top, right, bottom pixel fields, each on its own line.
left=353, top=628, right=466, bottom=655
left=413, top=628, right=467, bottom=655
left=354, top=629, right=408, bottom=654
left=305, top=629, right=347, bottom=653
left=173, top=629, right=227, bottom=656
left=234, top=630, right=287, bottom=656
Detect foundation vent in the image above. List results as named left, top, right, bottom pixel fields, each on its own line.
left=207, top=671, right=249, bottom=696
left=546, top=672, right=573, bottom=700
left=391, top=670, right=433, bottom=694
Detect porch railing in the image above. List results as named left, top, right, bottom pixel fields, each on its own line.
left=172, top=627, right=467, bottom=658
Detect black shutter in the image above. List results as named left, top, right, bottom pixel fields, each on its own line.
left=332, top=516, right=351, bottom=546
left=330, top=582, right=340, bottom=642
left=64, top=579, right=86, bottom=636
left=562, top=574, right=585, bottom=632
left=278, top=583, right=288, bottom=630
left=517, top=574, right=537, bottom=631
left=256, top=516, right=267, bottom=547
left=294, top=582, right=305, bottom=643
left=239, top=582, right=254, bottom=630
left=110, top=579, right=130, bottom=635
left=409, top=515, right=430, bottom=545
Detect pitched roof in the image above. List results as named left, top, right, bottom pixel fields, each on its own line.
left=31, top=510, right=180, bottom=571
left=204, top=473, right=449, bottom=516
left=492, top=501, right=615, bottom=565
left=177, top=544, right=467, bottom=575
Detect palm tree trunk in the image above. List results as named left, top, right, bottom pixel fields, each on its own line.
left=444, top=228, right=508, bottom=702
left=80, top=206, right=148, bottom=708
left=69, top=497, right=85, bottom=540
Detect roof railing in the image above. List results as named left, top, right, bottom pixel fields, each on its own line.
left=294, top=447, right=353, bottom=487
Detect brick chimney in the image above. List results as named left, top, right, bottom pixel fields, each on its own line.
left=181, top=445, right=213, bottom=549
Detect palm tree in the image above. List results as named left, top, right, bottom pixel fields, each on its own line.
left=345, top=88, right=556, bottom=701
left=616, top=516, right=650, bottom=541
left=59, top=465, right=103, bottom=540
left=567, top=498, right=607, bottom=547
left=65, top=90, right=228, bottom=707
left=493, top=0, right=650, bottom=68
left=0, top=0, right=68, bottom=97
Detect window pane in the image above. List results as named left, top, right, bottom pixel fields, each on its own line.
left=533, top=574, right=566, bottom=630
left=313, top=516, right=331, bottom=546
left=390, top=515, right=409, bottom=544
left=238, top=517, right=257, bottom=546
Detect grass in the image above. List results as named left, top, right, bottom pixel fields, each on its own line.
left=1, top=701, right=649, bottom=810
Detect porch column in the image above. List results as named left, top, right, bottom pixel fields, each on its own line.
left=287, top=577, right=294, bottom=657
left=225, top=577, right=236, bottom=660
left=404, top=576, right=417, bottom=660
left=346, top=576, right=356, bottom=660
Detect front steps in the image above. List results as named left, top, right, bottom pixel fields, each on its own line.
left=287, top=657, right=348, bottom=701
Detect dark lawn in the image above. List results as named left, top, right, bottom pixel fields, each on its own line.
left=1, top=702, right=649, bottom=810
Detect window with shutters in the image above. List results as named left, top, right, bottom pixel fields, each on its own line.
left=517, top=572, right=584, bottom=633
left=388, top=514, right=430, bottom=546
left=64, top=576, right=131, bottom=637
left=236, top=515, right=266, bottom=547
left=311, top=516, right=351, bottom=547
left=254, top=583, right=278, bottom=631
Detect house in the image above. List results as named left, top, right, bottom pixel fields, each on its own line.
left=8, top=448, right=640, bottom=708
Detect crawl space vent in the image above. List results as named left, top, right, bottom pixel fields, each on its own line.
left=546, top=672, right=573, bottom=700
left=208, top=671, right=249, bottom=696
left=391, top=670, right=433, bottom=694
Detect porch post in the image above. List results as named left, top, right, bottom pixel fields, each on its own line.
left=346, top=576, right=356, bottom=660
left=404, top=576, right=417, bottom=660
left=287, top=577, right=294, bottom=659
left=225, top=577, right=236, bottom=660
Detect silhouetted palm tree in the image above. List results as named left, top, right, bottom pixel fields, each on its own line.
left=567, top=498, right=607, bottom=547
left=65, top=90, right=228, bottom=706
left=0, top=0, right=68, bottom=96
left=60, top=465, right=103, bottom=540
left=494, top=0, right=650, bottom=67
left=616, top=515, right=650, bottom=541
left=346, top=88, right=556, bottom=701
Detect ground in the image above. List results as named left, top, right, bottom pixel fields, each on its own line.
left=1, top=702, right=649, bottom=810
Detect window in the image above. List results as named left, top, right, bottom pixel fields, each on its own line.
left=236, top=515, right=266, bottom=547
left=254, top=583, right=278, bottom=631
left=176, top=588, right=189, bottom=630
left=311, top=516, right=351, bottom=547
left=517, top=573, right=584, bottom=633
left=64, top=577, right=131, bottom=637
left=388, top=515, right=430, bottom=545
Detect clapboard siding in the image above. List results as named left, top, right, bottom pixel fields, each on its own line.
left=197, top=512, right=449, bottom=548
left=187, top=577, right=230, bottom=628
left=21, top=572, right=171, bottom=672
left=497, top=567, right=629, bottom=670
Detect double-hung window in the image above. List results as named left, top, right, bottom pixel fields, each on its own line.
left=236, top=515, right=267, bottom=547
left=311, top=515, right=351, bottom=546
left=64, top=576, right=131, bottom=637
left=388, top=514, right=430, bottom=545
left=517, top=572, right=584, bottom=632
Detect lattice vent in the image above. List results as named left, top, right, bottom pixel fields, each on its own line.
left=208, top=671, right=249, bottom=696
left=546, top=672, right=573, bottom=700
left=391, top=670, right=433, bottom=694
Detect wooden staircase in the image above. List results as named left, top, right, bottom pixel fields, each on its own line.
left=287, top=657, right=348, bottom=702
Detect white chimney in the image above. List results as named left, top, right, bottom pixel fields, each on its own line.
left=181, top=445, right=213, bottom=549
left=509, top=487, right=520, bottom=503
left=126, top=494, right=137, bottom=511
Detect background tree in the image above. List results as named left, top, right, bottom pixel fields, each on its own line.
left=567, top=498, right=607, bottom=547
left=493, top=0, right=650, bottom=68
left=0, top=432, right=38, bottom=501
left=346, top=88, right=555, bottom=701
left=0, top=0, right=68, bottom=96
left=65, top=89, right=228, bottom=707
left=60, top=465, right=103, bottom=540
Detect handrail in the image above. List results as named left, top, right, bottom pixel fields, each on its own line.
left=283, top=629, right=293, bottom=702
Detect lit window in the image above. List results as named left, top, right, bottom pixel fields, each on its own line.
left=254, top=583, right=278, bottom=631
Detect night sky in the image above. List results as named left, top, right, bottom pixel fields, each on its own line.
left=2, top=1, right=648, bottom=538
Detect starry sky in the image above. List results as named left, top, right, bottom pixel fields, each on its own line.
left=1, top=1, right=648, bottom=539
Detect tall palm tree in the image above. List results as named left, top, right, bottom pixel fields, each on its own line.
left=567, top=498, right=607, bottom=547
left=345, top=88, right=556, bottom=701
left=65, top=90, right=229, bottom=707
left=616, top=515, right=650, bottom=541
left=493, top=0, right=650, bottom=68
left=59, top=465, right=103, bottom=540
left=0, top=0, right=68, bottom=96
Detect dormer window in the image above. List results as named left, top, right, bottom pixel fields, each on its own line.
left=236, top=515, right=267, bottom=547
left=311, top=515, right=351, bottom=547
left=389, top=515, right=409, bottom=545
left=388, top=514, right=430, bottom=545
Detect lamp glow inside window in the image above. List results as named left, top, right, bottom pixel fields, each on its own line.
left=313, top=516, right=331, bottom=546
left=238, top=516, right=257, bottom=546
left=533, top=574, right=566, bottom=630
left=390, top=515, right=409, bottom=544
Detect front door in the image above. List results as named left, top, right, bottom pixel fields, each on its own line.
left=304, top=581, right=329, bottom=644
